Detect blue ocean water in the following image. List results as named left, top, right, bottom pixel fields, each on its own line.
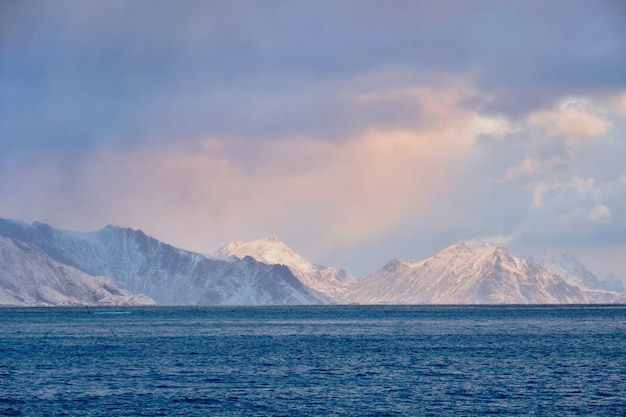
left=1, top=305, right=625, bottom=416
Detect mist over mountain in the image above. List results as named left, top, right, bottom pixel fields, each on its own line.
left=0, top=217, right=623, bottom=306
left=0, top=218, right=324, bottom=306
left=531, top=253, right=625, bottom=293
left=0, top=235, right=155, bottom=306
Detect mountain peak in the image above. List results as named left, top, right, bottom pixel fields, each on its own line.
left=532, top=252, right=624, bottom=293
left=216, top=236, right=357, bottom=301
left=382, top=259, right=407, bottom=273
left=353, top=241, right=606, bottom=304
left=438, top=240, right=501, bottom=257
left=217, top=236, right=302, bottom=266
left=0, top=220, right=325, bottom=306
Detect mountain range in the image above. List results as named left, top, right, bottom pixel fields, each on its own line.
left=348, top=242, right=623, bottom=304
left=0, top=217, right=623, bottom=306
left=0, top=235, right=155, bottom=307
left=0, top=218, right=323, bottom=306
left=216, top=236, right=357, bottom=300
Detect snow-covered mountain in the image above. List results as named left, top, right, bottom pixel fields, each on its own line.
left=0, top=236, right=155, bottom=306
left=532, top=253, right=625, bottom=293
left=603, top=275, right=626, bottom=293
left=0, top=219, right=325, bottom=306
left=1, top=217, right=623, bottom=306
left=216, top=236, right=357, bottom=301
left=349, top=242, right=626, bottom=304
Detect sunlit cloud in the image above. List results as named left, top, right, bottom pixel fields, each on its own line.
left=504, top=156, right=566, bottom=182
left=1, top=0, right=625, bottom=279
left=0, top=81, right=499, bottom=255
left=529, top=100, right=612, bottom=152
left=511, top=175, right=626, bottom=245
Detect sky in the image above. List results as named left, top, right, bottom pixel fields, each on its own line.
left=1, top=0, right=626, bottom=279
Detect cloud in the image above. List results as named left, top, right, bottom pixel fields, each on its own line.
left=559, top=204, right=611, bottom=224
left=465, top=92, right=626, bottom=258
left=587, top=204, right=612, bottom=222
left=5, top=84, right=625, bottom=273
left=510, top=175, right=626, bottom=246
left=529, top=100, right=612, bottom=152
left=607, top=92, right=626, bottom=115
left=504, top=156, right=566, bottom=182
left=2, top=1, right=626, bottom=276
left=2, top=0, right=625, bottom=156
left=0, top=82, right=496, bottom=256
left=494, top=93, right=623, bottom=194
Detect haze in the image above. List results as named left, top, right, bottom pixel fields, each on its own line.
left=1, top=0, right=625, bottom=280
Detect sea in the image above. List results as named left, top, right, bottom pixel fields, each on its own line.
left=1, top=305, right=625, bottom=416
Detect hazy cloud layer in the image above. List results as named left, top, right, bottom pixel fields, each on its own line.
left=1, top=1, right=625, bottom=277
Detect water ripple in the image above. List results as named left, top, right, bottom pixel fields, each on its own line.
left=0, top=305, right=625, bottom=416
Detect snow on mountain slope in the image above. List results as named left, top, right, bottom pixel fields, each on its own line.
left=2, top=217, right=622, bottom=306
left=216, top=236, right=357, bottom=301
left=349, top=242, right=626, bottom=304
left=0, top=218, right=325, bottom=306
left=0, top=236, right=155, bottom=306
left=532, top=253, right=625, bottom=293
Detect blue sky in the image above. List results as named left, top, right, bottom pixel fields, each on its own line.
left=1, top=0, right=625, bottom=278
